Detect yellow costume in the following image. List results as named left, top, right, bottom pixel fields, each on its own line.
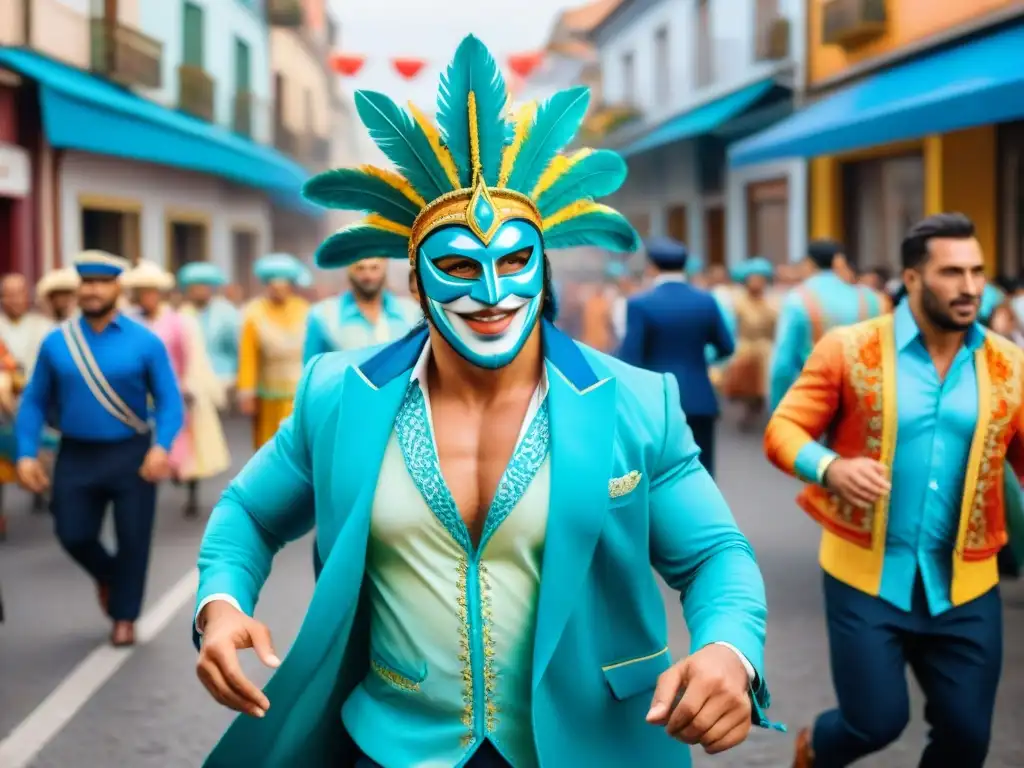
left=237, top=290, right=309, bottom=450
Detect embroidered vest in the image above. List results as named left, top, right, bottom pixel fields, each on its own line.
left=799, top=314, right=1023, bottom=562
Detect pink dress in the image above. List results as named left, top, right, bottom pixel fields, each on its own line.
left=138, top=307, right=193, bottom=475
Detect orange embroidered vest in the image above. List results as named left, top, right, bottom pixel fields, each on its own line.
left=799, top=314, right=1022, bottom=562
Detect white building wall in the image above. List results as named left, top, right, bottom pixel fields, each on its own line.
left=596, top=0, right=808, bottom=265
left=60, top=152, right=271, bottom=280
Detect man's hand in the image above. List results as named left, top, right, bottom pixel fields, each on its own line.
left=16, top=457, right=49, bottom=494
left=647, top=644, right=752, bottom=754
left=824, top=457, right=890, bottom=508
left=196, top=601, right=280, bottom=718
left=237, top=392, right=256, bottom=416
left=139, top=446, right=172, bottom=483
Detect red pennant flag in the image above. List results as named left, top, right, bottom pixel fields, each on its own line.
left=329, top=53, right=366, bottom=76
left=507, top=51, right=544, bottom=79
left=392, top=57, right=427, bottom=80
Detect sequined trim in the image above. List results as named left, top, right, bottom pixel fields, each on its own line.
left=608, top=470, right=641, bottom=499
left=479, top=562, right=498, bottom=733
left=371, top=659, right=421, bottom=692
left=456, top=558, right=474, bottom=745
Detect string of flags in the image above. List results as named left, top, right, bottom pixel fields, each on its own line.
left=328, top=51, right=546, bottom=81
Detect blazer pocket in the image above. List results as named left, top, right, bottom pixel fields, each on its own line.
left=601, top=647, right=671, bottom=701
left=370, top=650, right=427, bottom=693
left=608, top=470, right=642, bottom=502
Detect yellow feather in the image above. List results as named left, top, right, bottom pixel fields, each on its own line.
left=498, top=101, right=537, bottom=187
left=541, top=200, right=615, bottom=231
left=359, top=164, right=427, bottom=209
left=365, top=213, right=412, bottom=238
left=406, top=102, right=461, bottom=190
left=531, top=148, right=593, bottom=199
left=468, top=91, right=482, bottom=185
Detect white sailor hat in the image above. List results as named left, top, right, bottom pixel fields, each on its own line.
left=36, top=267, right=80, bottom=296
left=121, top=260, right=175, bottom=291
left=73, top=250, right=130, bottom=279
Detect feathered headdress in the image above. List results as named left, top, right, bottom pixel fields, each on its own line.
left=303, top=35, right=639, bottom=268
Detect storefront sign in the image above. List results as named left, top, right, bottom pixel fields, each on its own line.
left=0, top=141, right=30, bottom=198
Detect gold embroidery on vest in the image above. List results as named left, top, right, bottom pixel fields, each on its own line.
left=370, top=659, right=421, bottom=692
left=456, top=557, right=474, bottom=745
left=479, top=563, right=498, bottom=733
left=968, top=340, right=1022, bottom=551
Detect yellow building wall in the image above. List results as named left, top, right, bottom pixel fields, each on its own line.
left=270, top=27, right=332, bottom=138
left=809, top=127, right=998, bottom=274
left=809, top=0, right=1020, bottom=85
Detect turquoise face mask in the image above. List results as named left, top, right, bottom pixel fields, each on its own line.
left=416, top=220, right=545, bottom=369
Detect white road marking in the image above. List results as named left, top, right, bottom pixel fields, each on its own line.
left=0, top=569, right=199, bottom=768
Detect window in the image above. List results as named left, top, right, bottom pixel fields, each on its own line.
left=81, top=208, right=141, bottom=263
left=182, top=2, right=204, bottom=68
left=621, top=51, right=636, bottom=105
left=653, top=25, right=670, bottom=104
left=234, top=37, right=251, bottom=93
left=754, top=0, right=781, bottom=59
left=695, top=0, right=713, bottom=88
left=843, top=154, right=924, bottom=272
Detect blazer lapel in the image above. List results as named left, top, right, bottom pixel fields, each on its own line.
left=318, top=328, right=429, bottom=563
left=533, top=322, right=617, bottom=688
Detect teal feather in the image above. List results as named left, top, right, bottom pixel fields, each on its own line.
left=535, top=150, right=627, bottom=218
left=314, top=225, right=409, bottom=269
left=354, top=90, right=455, bottom=202
left=302, top=169, right=420, bottom=227
left=437, top=35, right=511, bottom=187
left=544, top=210, right=640, bottom=253
left=505, top=86, right=590, bottom=195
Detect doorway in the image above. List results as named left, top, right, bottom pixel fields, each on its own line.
left=666, top=204, right=688, bottom=243
left=999, top=121, right=1024, bottom=278
left=232, top=228, right=258, bottom=295
left=81, top=204, right=142, bottom=262
left=166, top=217, right=209, bottom=273
left=703, top=205, right=725, bottom=266
left=746, top=178, right=789, bottom=264
left=0, top=198, right=12, bottom=274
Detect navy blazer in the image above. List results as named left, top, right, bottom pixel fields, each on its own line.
left=617, top=280, right=734, bottom=417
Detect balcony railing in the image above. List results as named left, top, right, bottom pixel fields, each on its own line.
left=89, top=18, right=163, bottom=89
left=580, top=102, right=642, bottom=140
left=178, top=65, right=215, bottom=122
left=233, top=91, right=256, bottom=137
left=267, top=0, right=303, bottom=27
left=756, top=16, right=791, bottom=61
left=822, top=0, right=888, bottom=48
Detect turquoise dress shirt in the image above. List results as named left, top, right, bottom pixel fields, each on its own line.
left=302, top=291, right=416, bottom=362
left=769, top=271, right=884, bottom=410
left=793, top=302, right=983, bottom=615
left=198, top=297, right=240, bottom=381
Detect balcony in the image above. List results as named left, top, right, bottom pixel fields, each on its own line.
left=304, top=133, right=331, bottom=169
left=233, top=91, right=256, bottom=137
left=267, top=0, right=303, bottom=27
left=822, top=0, right=888, bottom=48
left=89, top=18, right=163, bottom=89
left=580, top=102, right=641, bottom=141
left=757, top=16, right=791, bottom=61
left=178, top=64, right=215, bottom=122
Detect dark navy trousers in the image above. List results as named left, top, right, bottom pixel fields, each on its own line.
left=813, top=573, right=1002, bottom=767
left=50, top=434, right=157, bottom=621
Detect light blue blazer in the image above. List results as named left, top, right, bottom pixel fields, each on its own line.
left=194, top=321, right=775, bottom=767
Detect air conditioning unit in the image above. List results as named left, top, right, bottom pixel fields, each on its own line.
left=822, top=0, right=888, bottom=48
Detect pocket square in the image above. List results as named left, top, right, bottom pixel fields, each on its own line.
left=609, top=470, right=642, bottom=499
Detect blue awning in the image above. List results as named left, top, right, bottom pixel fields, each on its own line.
left=0, top=47, right=319, bottom=215
left=730, top=21, right=1024, bottom=167
left=621, top=78, right=776, bottom=158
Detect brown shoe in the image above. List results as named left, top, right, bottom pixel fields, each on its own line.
left=111, top=621, right=135, bottom=647
left=96, top=582, right=110, bottom=616
left=793, top=728, right=814, bottom=768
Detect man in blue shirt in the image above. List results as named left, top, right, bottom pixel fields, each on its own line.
left=618, top=237, right=734, bottom=478
left=769, top=240, right=886, bottom=411
left=16, top=250, right=183, bottom=647
left=769, top=214, right=1015, bottom=768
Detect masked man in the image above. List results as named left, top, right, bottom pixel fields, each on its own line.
left=192, top=35, right=777, bottom=768
left=767, top=214, right=1019, bottom=768
left=236, top=254, right=309, bottom=450
left=303, top=256, right=417, bottom=363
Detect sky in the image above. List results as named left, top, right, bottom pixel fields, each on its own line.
left=329, top=0, right=570, bottom=110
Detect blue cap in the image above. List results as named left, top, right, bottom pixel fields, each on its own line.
left=73, top=250, right=129, bottom=279
left=743, top=256, right=774, bottom=280
left=254, top=253, right=302, bottom=284
left=178, top=262, right=227, bottom=288
left=644, top=236, right=688, bottom=271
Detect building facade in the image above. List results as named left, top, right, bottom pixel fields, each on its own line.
left=732, top=0, right=1024, bottom=277
left=590, top=0, right=806, bottom=269
left=0, top=0, right=315, bottom=289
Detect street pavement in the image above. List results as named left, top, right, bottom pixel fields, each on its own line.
left=1, top=412, right=1023, bottom=767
